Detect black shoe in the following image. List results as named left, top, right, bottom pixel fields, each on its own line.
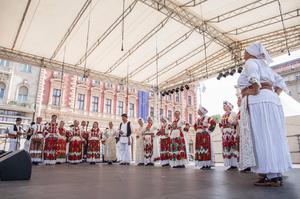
left=126, top=163, right=130, bottom=166
left=206, top=166, right=211, bottom=170
left=137, top=163, right=144, bottom=166
left=148, top=163, right=154, bottom=166
left=179, top=165, right=185, bottom=168
left=241, top=167, right=251, bottom=173
left=119, top=163, right=125, bottom=165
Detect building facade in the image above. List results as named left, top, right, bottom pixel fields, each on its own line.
left=0, top=59, right=40, bottom=132
left=273, top=58, right=300, bottom=103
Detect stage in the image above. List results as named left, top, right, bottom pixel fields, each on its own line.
left=1, top=164, right=299, bottom=199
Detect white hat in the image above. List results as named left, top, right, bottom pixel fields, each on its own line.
left=245, top=43, right=273, bottom=64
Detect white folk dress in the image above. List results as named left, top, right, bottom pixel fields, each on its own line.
left=237, top=58, right=292, bottom=174
left=135, top=126, right=145, bottom=164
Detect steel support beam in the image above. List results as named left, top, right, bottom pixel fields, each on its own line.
left=12, top=0, right=32, bottom=49
left=225, top=9, right=300, bottom=35
left=51, top=0, right=92, bottom=59
left=128, top=29, right=194, bottom=78
left=105, top=15, right=171, bottom=74
left=76, top=0, right=138, bottom=66
left=207, top=0, right=277, bottom=23
left=179, top=0, right=207, bottom=8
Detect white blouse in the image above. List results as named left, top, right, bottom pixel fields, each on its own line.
left=237, top=58, right=287, bottom=105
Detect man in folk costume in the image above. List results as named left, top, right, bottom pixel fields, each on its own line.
left=119, top=113, right=133, bottom=165
left=104, top=121, right=117, bottom=165
left=43, top=115, right=59, bottom=165
left=157, top=116, right=171, bottom=167
left=143, top=116, right=155, bottom=166
left=220, top=101, right=239, bottom=170
left=29, top=117, right=45, bottom=164
left=80, top=121, right=89, bottom=162
left=194, top=106, right=217, bottom=169
left=135, top=118, right=145, bottom=166
left=7, top=117, right=24, bottom=152
left=56, top=121, right=67, bottom=164
left=87, top=122, right=101, bottom=164
left=169, top=110, right=187, bottom=168
left=68, top=120, right=83, bottom=164
left=24, top=122, right=34, bottom=152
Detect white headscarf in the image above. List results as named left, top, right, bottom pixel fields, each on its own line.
left=245, top=43, right=273, bottom=64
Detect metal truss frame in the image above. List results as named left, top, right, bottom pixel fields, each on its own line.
left=225, top=9, right=300, bottom=35
left=206, top=0, right=277, bottom=23
left=128, top=29, right=194, bottom=78
left=76, top=0, right=138, bottom=66
left=105, top=15, right=172, bottom=74
left=51, top=0, right=92, bottom=59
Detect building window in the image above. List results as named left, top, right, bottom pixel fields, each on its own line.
left=0, top=59, right=9, bottom=67
left=175, top=93, right=180, bottom=103
left=188, top=96, right=192, bottom=106
left=17, top=86, right=28, bottom=102
left=0, top=82, right=6, bottom=100
left=129, top=103, right=134, bottom=118
left=106, top=82, right=113, bottom=89
left=20, top=64, right=32, bottom=73
left=77, top=94, right=85, bottom=110
left=91, top=96, right=99, bottom=112
left=160, top=108, right=164, bottom=117
left=52, top=89, right=61, bottom=106
left=150, top=107, right=154, bottom=117
left=167, top=95, right=172, bottom=101
left=167, top=110, right=172, bottom=121
left=296, top=74, right=300, bottom=80
left=92, top=80, right=100, bottom=85
left=189, top=113, right=193, bottom=125
left=117, top=101, right=123, bottom=116
left=105, top=98, right=112, bottom=114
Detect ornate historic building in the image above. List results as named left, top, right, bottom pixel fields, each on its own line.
left=0, top=59, right=40, bottom=132
left=37, top=68, right=198, bottom=129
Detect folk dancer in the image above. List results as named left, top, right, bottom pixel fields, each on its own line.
left=43, top=115, right=59, bottom=165
left=194, top=106, right=217, bottom=169
left=220, top=101, right=239, bottom=170
left=169, top=111, right=187, bottom=168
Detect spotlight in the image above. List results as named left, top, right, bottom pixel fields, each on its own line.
left=238, top=66, right=243, bottom=73
left=170, top=89, right=175, bottom=94
left=230, top=69, right=236, bottom=76
left=175, top=87, right=179, bottom=93
left=185, top=85, right=189, bottom=90
left=180, top=85, right=184, bottom=91
left=217, top=73, right=222, bottom=80
left=166, top=91, right=169, bottom=95
left=225, top=71, right=230, bottom=76
left=161, top=91, right=165, bottom=97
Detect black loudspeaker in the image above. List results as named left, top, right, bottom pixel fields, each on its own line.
left=0, top=150, right=32, bottom=181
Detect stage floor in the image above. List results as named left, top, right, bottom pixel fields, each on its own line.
left=1, top=164, right=299, bottom=199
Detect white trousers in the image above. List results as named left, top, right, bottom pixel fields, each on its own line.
left=120, top=142, right=130, bottom=163
left=8, top=139, right=18, bottom=152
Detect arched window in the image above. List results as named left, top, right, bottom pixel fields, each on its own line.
left=0, top=82, right=6, bottom=100
left=18, top=86, right=28, bottom=102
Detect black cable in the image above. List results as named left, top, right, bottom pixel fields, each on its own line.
left=121, top=0, right=125, bottom=51
left=277, top=0, right=290, bottom=55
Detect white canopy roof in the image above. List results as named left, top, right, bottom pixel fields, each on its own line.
left=0, top=0, right=299, bottom=89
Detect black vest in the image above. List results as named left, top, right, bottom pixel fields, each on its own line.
left=119, top=121, right=132, bottom=137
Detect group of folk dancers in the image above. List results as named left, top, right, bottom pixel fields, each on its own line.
left=7, top=43, right=293, bottom=187
left=8, top=105, right=242, bottom=171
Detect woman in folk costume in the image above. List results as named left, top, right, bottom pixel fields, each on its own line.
left=135, top=118, right=145, bottom=166
left=157, top=116, right=171, bottom=167
left=29, top=117, right=45, bottom=164
left=169, top=110, right=187, bottom=168
left=87, top=122, right=102, bottom=164
left=80, top=121, right=89, bottom=162
left=238, top=43, right=292, bottom=187
left=43, top=115, right=59, bottom=165
left=56, top=121, right=67, bottom=163
left=68, top=120, right=83, bottom=164
left=194, top=106, right=217, bottom=169
left=104, top=122, right=117, bottom=165
left=182, top=123, right=191, bottom=162
left=220, top=101, right=239, bottom=170
left=143, top=117, right=155, bottom=166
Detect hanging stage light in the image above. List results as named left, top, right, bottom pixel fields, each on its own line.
left=185, top=85, right=190, bottom=90
left=230, top=68, right=236, bottom=76
left=238, top=66, right=243, bottom=73
left=180, top=85, right=184, bottom=91
left=165, top=91, right=170, bottom=95
left=217, top=73, right=222, bottom=80
left=161, top=91, right=165, bottom=97
left=170, top=89, right=175, bottom=94
left=175, top=87, right=179, bottom=93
